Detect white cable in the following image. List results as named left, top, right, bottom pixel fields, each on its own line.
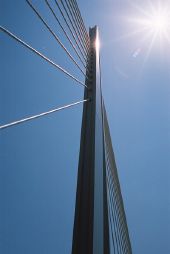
left=0, top=99, right=89, bottom=130
left=0, top=26, right=87, bottom=88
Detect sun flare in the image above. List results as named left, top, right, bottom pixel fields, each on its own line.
left=149, top=13, right=169, bottom=32
left=138, top=6, right=170, bottom=36
left=124, top=1, right=170, bottom=59
left=95, top=33, right=100, bottom=52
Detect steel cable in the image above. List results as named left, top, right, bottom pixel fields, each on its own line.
left=45, top=0, right=91, bottom=76
left=71, top=0, right=90, bottom=46
left=0, top=26, right=87, bottom=88
left=0, top=99, right=90, bottom=130
left=103, top=103, right=130, bottom=253
left=107, top=158, right=128, bottom=254
left=59, top=0, right=88, bottom=57
left=45, top=0, right=86, bottom=68
left=104, top=117, right=132, bottom=253
left=106, top=138, right=131, bottom=254
left=107, top=186, right=116, bottom=254
left=64, top=0, right=89, bottom=53
left=70, top=0, right=90, bottom=49
left=67, top=0, right=89, bottom=51
left=69, top=0, right=89, bottom=51
left=26, top=0, right=86, bottom=77
left=54, top=0, right=87, bottom=62
left=105, top=131, right=130, bottom=254
left=106, top=154, right=122, bottom=254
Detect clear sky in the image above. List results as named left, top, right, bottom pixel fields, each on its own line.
left=0, top=0, right=170, bottom=254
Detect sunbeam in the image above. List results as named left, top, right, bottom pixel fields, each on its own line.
left=120, top=1, right=170, bottom=61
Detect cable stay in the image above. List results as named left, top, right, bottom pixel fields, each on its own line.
left=64, top=0, right=89, bottom=54
left=72, top=0, right=90, bottom=46
left=106, top=143, right=128, bottom=253
left=68, top=0, right=90, bottom=50
left=0, top=26, right=87, bottom=88
left=61, top=0, right=88, bottom=55
left=59, top=0, right=88, bottom=57
left=0, top=99, right=90, bottom=130
left=105, top=130, right=131, bottom=253
left=1, top=2, right=132, bottom=253
left=106, top=162, right=121, bottom=254
left=54, top=0, right=87, bottom=62
left=107, top=165, right=125, bottom=254
left=108, top=200, right=116, bottom=254
left=67, top=0, right=90, bottom=51
left=26, top=0, right=86, bottom=77
left=45, top=0, right=86, bottom=69
left=107, top=154, right=131, bottom=253
left=70, top=0, right=90, bottom=46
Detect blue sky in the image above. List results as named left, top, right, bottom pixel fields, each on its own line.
left=0, top=0, right=170, bottom=253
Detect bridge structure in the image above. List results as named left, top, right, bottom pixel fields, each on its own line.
left=0, top=1, right=132, bottom=254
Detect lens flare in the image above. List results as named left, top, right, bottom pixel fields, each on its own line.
left=123, top=1, right=170, bottom=60
left=139, top=7, right=170, bottom=35
left=95, top=35, right=100, bottom=52
left=150, top=13, right=169, bottom=32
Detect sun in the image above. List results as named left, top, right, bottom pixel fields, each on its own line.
left=149, top=12, right=169, bottom=33
left=122, top=1, right=170, bottom=59
left=140, top=5, right=170, bottom=36
left=130, top=3, right=170, bottom=37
